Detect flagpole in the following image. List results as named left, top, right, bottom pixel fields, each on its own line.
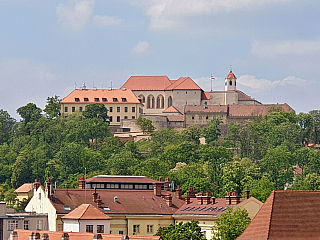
left=211, top=73, right=212, bottom=92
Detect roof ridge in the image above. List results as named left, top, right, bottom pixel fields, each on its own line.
left=267, top=191, right=275, bottom=240
left=80, top=204, right=90, bottom=219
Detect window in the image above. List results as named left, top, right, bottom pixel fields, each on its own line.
left=79, top=107, right=83, bottom=112
left=86, top=225, right=93, bottom=233
left=117, top=116, right=120, bottom=122
left=75, top=98, right=80, bottom=102
left=138, top=95, right=145, bottom=103
left=63, top=206, right=71, bottom=211
left=119, top=231, right=124, bottom=235
left=147, top=225, right=153, bottom=233
left=84, top=98, right=89, bottom=101
left=199, top=116, right=202, bottom=120
left=122, top=98, right=127, bottom=102
left=113, top=98, right=118, bottom=102
left=102, top=98, right=107, bottom=102
left=117, top=107, right=120, bottom=112
left=64, top=107, right=68, bottom=112
left=24, top=220, right=29, bottom=230
left=168, top=96, right=172, bottom=107
left=97, top=225, right=104, bottom=233
left=192, top=116, right=194, bottom=120
left=186, top=91, right=188, bottom=94
left=109, top=116, right=113, bottom=122
left=36, top=220, right=43, bottom=230
left=124, top=116, right=128, bottom=119
left=132, top=116, right=135, bottom=119
left=125, top=107, right=128, bottom=112
left=132, top=107, right=135, bottom=113
left=229, top=80, right=232, bottom=86
left=147, top=95, right=155, bottom=109
left=206, top=116, right=208, bottom=119
left=95, top=98, right=99, bottom=102
left=72, top=107, right=75, bottom=112
left=8, top=220, right=18, bottom=231
left=133, top=225, right=140, bottom=234
left=110, top=107, right=113, bottom=112
left=39, top=193, right=41, bottom=199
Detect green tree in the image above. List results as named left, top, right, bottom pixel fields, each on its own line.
left=136, top=117, right=155, bottom=134
left=0, top=109, right=16, bottom=144
left=17, top=103, right=42, bottom=124
left=212, top=208, right=251, bottom=240
left=82, top=103, right=109, bottom=122
left=248, top=176, right=275, bottom=202
left=290, top=173, right=320, bottom=190
left=309, top=110, right=320, bottom=143
left=181, top=125, right=202, bottom=144
left=202, top=118, right=222, bottom=144
left=155, top=220, right=205, bottom=240
left=44, top=95, right=61, bottom=119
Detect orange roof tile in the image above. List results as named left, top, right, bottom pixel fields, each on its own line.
left=15, top=183, right=33, bottom=193
left=166, top=115, right=184, bottom=122
left=62, top=204, right=111, bottom=220
left=165, top=77, right=202, bottom=90
left=61, top=89, right=141, bottom=104
left=121, top=76, right=172, bottom=91
left=237, top=190, right=320, bottom=240
left=225, top=70, right=237, bottom=79
left=201, top=91, right=210, bottom=100
left=163, top=106, right=181, bottom=114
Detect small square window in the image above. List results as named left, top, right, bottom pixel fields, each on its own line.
left=72, top=107, right=75, bottom=112
left=80, top=107, right=83, bottom=112
left=24, top=220, right=29, bottom=230
left=84, top=98, right=89, bottom=102
left=117, top=116, right=120, bottom=122
left=147, top=225, right=153, bottom=233
left=86, top=225, right=93, bottom=233
left=95, top=98, right=99, bottom=102
left=119, top=231, right=124, bottom=235
left=65, top=107, right=68, bottom=112
left=102, top=98, right=107, bottom=102
left=133, top=225, right=140, bottom=234
left=75, top=98, right=80, bottom=102
left=124, top=116, right=128, bottom=119
left=117, top=107, right=120, bottom=112
left=37, top=220, right=43, bottom=230
left=125, top=107, right=128, bottom=112
left=97, top=225, right=104, bottom=233
left=132, top=107, right=135, bottom=113
left=113, top=98, right=118, bottom=102
left=122, top=98, right=127, bottom=102
left=110, top=107, right=113, bottom=112
left=109, top=116, right=113, bottom=122
left=132, top=116, right=135, bottom=119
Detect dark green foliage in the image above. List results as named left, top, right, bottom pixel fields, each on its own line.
left=82, top=103, right=109, bottom=122
left=136, top=117, right=155, bottom=134
left=155, top=220, right=205, bottom=240
left=44, top=96, right=61, bottom=119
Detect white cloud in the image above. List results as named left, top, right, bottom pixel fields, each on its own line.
left=251, top=39, right=320, bottom=58
left=56, top=0, right=123, bottom=30
left=129, top=0, right=290, bottom=31
left=131, top=41, right=152, bottom=56
left=92, top=15, right=123, bottom=27
left=56, top=0, right=94, bottom=30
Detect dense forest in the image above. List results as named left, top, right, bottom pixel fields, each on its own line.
left=1, top=96, right=320, bottom=204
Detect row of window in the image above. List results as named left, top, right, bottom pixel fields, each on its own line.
left=109, top=116, right=135, bottom=122
left=191, top=116, right=224, bottom=120
left=139, top=95, right=173, bottom=109
left=75, top=97, right=127, bottom=102
left=65, top=106, right=136, bottom=113
left=8, top=220, right=43, bottom=231
left=133, top=224, right=153, bottom=234
left=88, top=183, right=153, bottom=190
left=86, top=225, right=104, bottom=233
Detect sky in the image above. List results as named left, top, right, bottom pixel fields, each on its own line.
left=0, top=0, right=319, bottom=120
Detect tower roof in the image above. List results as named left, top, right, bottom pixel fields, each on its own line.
left=225, top=70, right=237, bottom=79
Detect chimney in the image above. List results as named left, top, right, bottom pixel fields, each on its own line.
left=176, top=185, right=182, bottom=199
left=121, top=236, right=129, bottom=240
left=96, top=196, right=102, bottom=208
left=202, top=192, right=211, bottom=205
left=10, top=231, right=18, bottom=240
left=92, top=188, right=98, bottom=202
left=197, top=192, right=203, bottom=205
left=29, top=233, right=35, bottom=240
left=230, top=191, right=241, bottom=205
left=187, top=187, right=196, bottom=198
left=61, top=233, right=69, bottom=240
left=42, top=233, right=49, bottom=240
left=226, top=192, right=232, bottom=205
left=166, top=193, right=173, bottom=207
left=185, top=196, right=191, bottom=205
left=245, top=187, right=250, bottom=199
left=93, top=234, right=103, bottom=240
left=164, top=178, right=170, bottom=191
left=78, top=177, right=85, bottom=189
left=211, top=197, right=216, bottom=204
left=159, top=177, right=163, bottom=182
left=46, top=178, right=51, bottom=198
left=34, top=179, right=40, bottom=191
left=154, top=183, right=162, bottom=196
left=34, top=233, right=40, bottom=240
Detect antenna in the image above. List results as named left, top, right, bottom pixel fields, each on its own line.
left=230, top=65, right=232, bottom=72
left=111, top=82, right=113, bottom=90
left=74, top=82, right=77, bottom=89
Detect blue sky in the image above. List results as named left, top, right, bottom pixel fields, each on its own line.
left=0, top=0, right=319, bottom=119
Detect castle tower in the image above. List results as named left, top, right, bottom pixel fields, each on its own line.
left=225, top=67, right=237, bottom=91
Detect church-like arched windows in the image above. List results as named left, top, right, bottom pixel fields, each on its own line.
left=147, top=95, right=155, bottom=109
left=156, top=95, right=164, bottom=108
left=229, top=80, right=232, bottom=86
left=168, top=96, right=173, bottom=107
left=138, top=95, right=145, bottom=103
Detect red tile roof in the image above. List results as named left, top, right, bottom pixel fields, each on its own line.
left=166, top=115, right=184, bottom=122
left=226, top=71, right=237, bottom=79
left=51, top=189, right=184, bottom=215
left=62, top=204, right=111, bottom=220
left=15, top=183, right=33, bottom=193
left=235, top=90, right=260, bottom=102
left=163, top=106, right=181, bottom=113
left=228, top=104, right=294, bottom=117
left=61, top=89, right=141, bottom=104
left=121, top=76, right=202, bottom=91
left=201, top=92, right=210, bottom=100
left=85, top=175, right=161, bottom=184
left=13, top=229, right=160, bottom=240
left=184, top=105, right=228, bottom=113
left=237, top=190, right=320, bottom=240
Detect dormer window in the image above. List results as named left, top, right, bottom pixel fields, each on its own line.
left=103, top=206, right=111, bottom=211
left=84, top=98, right=89, bottom=102
left=113, top=98, right=118, bottom=102
left=94, top=98, right=99, bottom=102
left=102, top=98, right=107, bottom=102
left=122, top=98, right=127, bottom=102
left=75, top=98, right=80, bottom=102
left=63, top=206, right=71, bottom=211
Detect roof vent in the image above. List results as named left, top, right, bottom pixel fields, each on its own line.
left=122, top=87, right=126, bottom=91
left=114, top=196, right=118, bottom=202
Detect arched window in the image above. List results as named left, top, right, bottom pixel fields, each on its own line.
left=138, top=95, right=145, bottom=103
left=229, top=80, right=232, bottom=86
left=147, top=95, right=152, bottom=109
left=168, top=96, right=172, bottom=107
left=156, top=95, right=164, bottom=109
left=157, top=96, right=160, bottom=108
left=152, top=96, right=155, bottom=108
left=161, top=97, right=164, bottom=108
left=235, top=81, right=236, bottom=86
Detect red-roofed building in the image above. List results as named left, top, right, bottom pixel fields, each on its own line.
left=237, top=190, right=320, bottom=240
left=15, top=183, right=34, bottom=203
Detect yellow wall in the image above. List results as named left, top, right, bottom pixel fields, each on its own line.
left=127, top=216, right=174, bottom=236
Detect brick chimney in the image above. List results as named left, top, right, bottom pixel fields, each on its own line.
left=10, top=231, right=18, bottom=240
left=202, top=192, right=211, bottom=205
left=34, top=233, right=40, bottom=240
left=197, top=192, right=203, bottom=205
left=46, top=178, right=51, bottom=198
left=33, top=179, right=40, bottom=191
left=185, top=196, right=191, bottom=204
left=176, top=185, right=182, bottom=199
left=78, top=176, right=85, bottom=189
left=154, top=183, right=162, bottom=196
left=245, top=187, right=250, bottom=199
left=211, top=196, right=216, bottom=204
left=187, top=187, right=196, bottom=198
left=166, top=193, right=173, bottom=207
left=92, top=188, right=98, bottom=202
left=42, top=233, right=49, bottom=240
left=61, top=233, right=69, bottom=240
left=230, top=191, right=241, bottom=205
left=164, top=178, right=170, bottom=191
left=226, top=192, right=232, bottom=205
left=29, top=232, right=35, bottom=240
left=96, top=196, right=102, bottom=208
